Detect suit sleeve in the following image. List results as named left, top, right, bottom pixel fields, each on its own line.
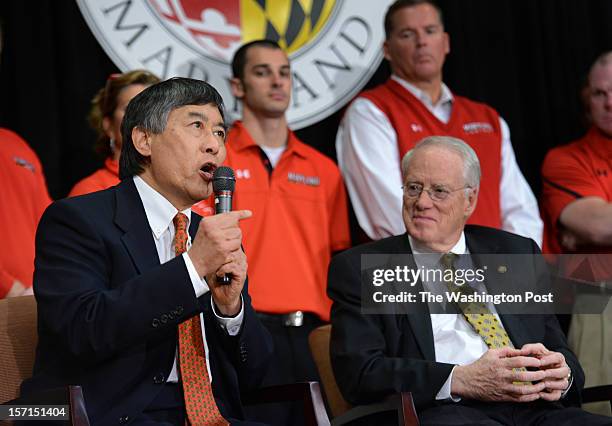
left=202, top=280, right=273, bottom=392
left=328, top=251, right=454, bottom=406
left=34, top=199, right=209, bottom=360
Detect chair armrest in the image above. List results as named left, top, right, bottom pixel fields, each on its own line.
left=68, top=386, right=90, bottom=426
left=332, top=392, right=419, bottom=426
left=6, top=386, right=90, bottom=426
left=242, top=381, right=330, bottom=426
left=582, top=384, right=612, bottom=410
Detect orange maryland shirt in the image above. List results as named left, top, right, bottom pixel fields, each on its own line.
left=194, top=121, right=351, bottom=321
left=69, top=157, right=120, bottom=197
left=0, top=128, right=51, bottom=296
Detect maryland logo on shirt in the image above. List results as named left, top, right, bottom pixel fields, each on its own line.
left=13, top=156, right=36, bottom=173
left=287, top=172, right=320, bottom=186
left=463, top=122, right=494, bottom=134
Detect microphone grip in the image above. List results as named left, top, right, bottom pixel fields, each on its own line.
left=215, top=192, right=232, bottom=215
left=215, top=190, right=233, bottom=285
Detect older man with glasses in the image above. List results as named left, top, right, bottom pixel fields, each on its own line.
left=328, top=136, right=611, bottom=425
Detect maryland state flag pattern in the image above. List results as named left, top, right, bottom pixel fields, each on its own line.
left=151, top=0, right=335, bottom=55
left=241, top=0, right=335, bottom=53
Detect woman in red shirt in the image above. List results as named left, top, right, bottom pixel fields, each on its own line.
left=69, top=70, right=160, bottom=196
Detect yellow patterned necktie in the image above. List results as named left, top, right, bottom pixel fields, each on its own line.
left=440, top=253, right=527, bottom=384
left=173, top=213, right=229, bottom=426
left=440, top=253, right=512, bottom=349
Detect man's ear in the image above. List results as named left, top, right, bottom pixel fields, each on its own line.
left=443, top=31, right=450, bottom=55
left=230, top=77, right=244, bottom=98
left=132, top=127, right=152, bottom=157
left=464, top=186, right=478, bottom=218
left=383, top=41, right=391, bottom=61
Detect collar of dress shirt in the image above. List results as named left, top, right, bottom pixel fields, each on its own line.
left=133, top=175, right=192, bottom=239
left=391, top=74, right=453, bottom=108
left=408, top=232, right=467, bottom=260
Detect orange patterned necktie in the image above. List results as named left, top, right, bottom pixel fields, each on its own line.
left=173, top=213, right=229, bottom=426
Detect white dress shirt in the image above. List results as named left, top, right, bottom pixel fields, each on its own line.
left=336, top=75, right=543, bottom=246
left=409, top=234, right=491, bottom=400
left=133, top=176, right=244, bottom=383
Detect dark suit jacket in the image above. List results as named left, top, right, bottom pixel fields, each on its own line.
left=329, top=225, right=584, bottom=410
left=21, top=179, right=273, bottom=424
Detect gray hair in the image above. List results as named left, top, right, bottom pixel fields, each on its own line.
left=401, top=136, right=481, bottom=188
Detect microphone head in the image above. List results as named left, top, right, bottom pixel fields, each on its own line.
left=213, top=166, right=235, bottom=192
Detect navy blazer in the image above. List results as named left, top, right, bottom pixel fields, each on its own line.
left=22, top=178, right=273, bottom=424
left=329, top=225, right=584, bottom=410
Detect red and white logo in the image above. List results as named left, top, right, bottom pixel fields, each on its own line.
left=76, top=0, right=393, bottom=129
left=147, top=0, right=241, bottom=61
left=235, top=168, right=251, bottom=179
left=411, top=123, right=423, bottom=133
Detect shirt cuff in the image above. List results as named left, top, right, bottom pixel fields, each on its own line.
left=211, top=295, right=244, bottom=336
left=561, top=369, right=574, bottom=398
left=182, top=252, right=209, bottom=297
left=436, top=366, right=462, bottom=402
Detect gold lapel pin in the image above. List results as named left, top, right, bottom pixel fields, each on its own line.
left=497, top=265, right=508, bottom=273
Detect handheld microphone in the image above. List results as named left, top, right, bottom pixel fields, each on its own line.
left=213, top=166, right=236, bottom=284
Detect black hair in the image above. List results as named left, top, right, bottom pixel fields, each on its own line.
left=231, top=39, right=283, bottom=80
left=384, top=0, right=444, bottom=39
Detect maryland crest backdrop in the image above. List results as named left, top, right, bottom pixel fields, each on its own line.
left=0, top=0, right=611, bottom=199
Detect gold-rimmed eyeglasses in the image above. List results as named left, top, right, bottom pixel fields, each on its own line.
left=402, top=182, right=471, bottom=202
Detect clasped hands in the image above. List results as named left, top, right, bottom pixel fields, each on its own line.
left=187, top=210, right=252, bottom=317
left=452, top=343, right=571, bottom=403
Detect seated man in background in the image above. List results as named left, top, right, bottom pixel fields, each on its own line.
left=329, top=136, right=610, bottom=425
left=194, top=39, right=350, bottom=425
left=541, top=50, right=612, bottom=416
left=336, top=0, right=542, bottom=244
left=22, top=78, right=273, bottom=425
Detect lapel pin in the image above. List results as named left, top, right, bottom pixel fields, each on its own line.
left=497, top=265, right=508, bottom=273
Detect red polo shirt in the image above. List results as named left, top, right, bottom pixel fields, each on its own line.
left=541, top=127, right=612, bottom=255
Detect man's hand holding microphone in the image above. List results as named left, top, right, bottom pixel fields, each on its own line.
left=188, top=167, right=250, bottom=317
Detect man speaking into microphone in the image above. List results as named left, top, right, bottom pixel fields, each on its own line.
left=22, top=77, right=273, bottom=425
left=194, top=40, right=351, bottom=425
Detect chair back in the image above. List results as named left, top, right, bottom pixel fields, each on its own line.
left=0, top=295, right=37, bottom=403
left=308, top=324, right=352, bottom=418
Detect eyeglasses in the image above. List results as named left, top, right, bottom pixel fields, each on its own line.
left=402, top=182, right=471, bottom=202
